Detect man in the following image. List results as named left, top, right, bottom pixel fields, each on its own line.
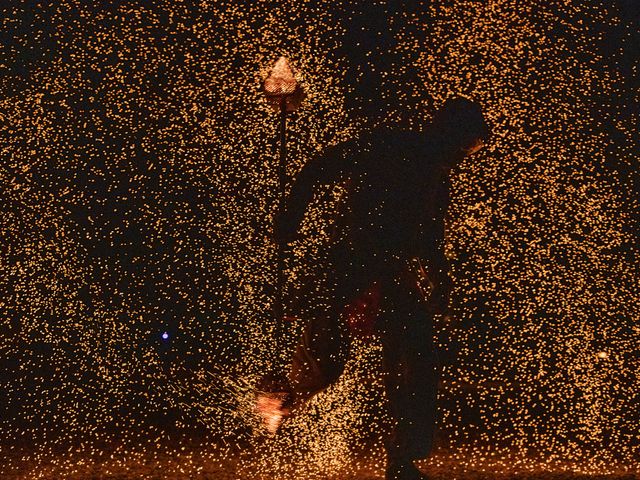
left=266, top=97, right=489, bottom=480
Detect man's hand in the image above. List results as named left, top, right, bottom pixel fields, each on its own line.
left=427, top=272, right=452, bottom=316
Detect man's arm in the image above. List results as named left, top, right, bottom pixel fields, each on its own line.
left=421, top=225, right=453, bottom=315
left=274, top=137, right=364, bottom=244
left=418, top=172, right=453, bottom=313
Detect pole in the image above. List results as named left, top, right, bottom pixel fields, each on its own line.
left=256, top=58, right=305, bottom=427
left=274, top=97, right=287, bottom=361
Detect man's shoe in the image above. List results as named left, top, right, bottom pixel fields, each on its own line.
left=385, top=461, right=430, bottom=480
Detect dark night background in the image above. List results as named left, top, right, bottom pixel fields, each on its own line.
left=0, top=0, right=638, bottom=478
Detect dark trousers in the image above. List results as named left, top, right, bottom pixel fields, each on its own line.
left=288, top=244, right=440, bottom=462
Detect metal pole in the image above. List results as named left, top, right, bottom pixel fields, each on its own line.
left=274, top=97, right=287, bottom=352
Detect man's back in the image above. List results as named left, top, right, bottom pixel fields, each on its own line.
left=332, top=128, right=455, bottom=262
left=277, top=125, right=465, bottom=269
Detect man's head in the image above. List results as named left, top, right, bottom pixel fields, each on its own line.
left=431, top=97, right=490, bottom=158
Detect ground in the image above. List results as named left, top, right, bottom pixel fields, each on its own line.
left=3, top=441, right=638, bottom=480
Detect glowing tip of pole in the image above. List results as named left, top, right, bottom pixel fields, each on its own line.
left=262, top=57, right=306, bottom=112
left=263, top=56, right=303, bottom=102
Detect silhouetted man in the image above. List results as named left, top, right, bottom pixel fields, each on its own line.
left=269, top=98, right=490, bottom=480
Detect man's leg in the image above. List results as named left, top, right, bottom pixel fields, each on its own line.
left=257, top=277, right=353, bottom=431
left=288, top=303, right=349, bottom=402
left=288, top=248, right=372, bottom=405
left=379, top=273, right=440, bottom=472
